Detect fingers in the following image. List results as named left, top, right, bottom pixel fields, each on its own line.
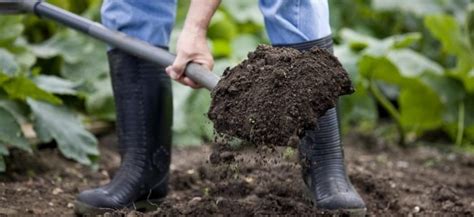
left=165, top=44, right=214, bottom=89
left=166, top=53, right=189, bottom=80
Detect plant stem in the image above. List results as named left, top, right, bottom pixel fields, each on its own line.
left=368, top=79, right=406, bottom=146
left=456, top=101, right=465, bottom=146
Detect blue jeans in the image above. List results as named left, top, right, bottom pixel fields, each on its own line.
left=101, top=0, right=331, bottom=47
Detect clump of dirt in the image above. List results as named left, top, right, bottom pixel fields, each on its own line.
left=208, top=45, right=353, bottom=146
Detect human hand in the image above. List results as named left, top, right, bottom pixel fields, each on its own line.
left=165, top=27, right=214, bottom=88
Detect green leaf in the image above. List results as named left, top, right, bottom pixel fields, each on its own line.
left=30, top=30, right=89, bottom=63
left=0, top=144, right=9, bottom=156
left=390, top=33, right=422, bottom=49
left=339, top=29, right=422, bottom=55
left=467, top=3, right=474, bottom=53
left=424, top=14, right=471, bottom=59
left=2, top=76, right=62, bottom=104
left=211, top=39, right=232, bottom=58
left=0, top=16, right=24, bottom=42
left=340, top=84, right=378, bottom=128
left=85, top=77, right=115, bottom=121
left=335, top=44, right=360, bottom=78
left=61, top=41, right=108, bottom=81
left=231, top=34, right=260, bottom=61
left=340, top=29, right=379, bottom=51
left=5, top=38, right=37, bottom=68
left=372, top=0, right=443, bottom=16
left=208, top=10, right=238, bottom=41
left=420, top=72, right=465, bottom=105
left=221, top=0, right=263, bottom=23
left=172, top=84, right=213, bottom=146
left=0, top=107, right=31, bottom=153
left=27, top=99, right=99, bottom=165
left=0, top=49, right=18, bottom=75
left=0, top=98, right=29, bottom=124
left=358, top=55, right=404, bottom=85
left=399, top=82, right=443, bottom=131
left=387, top=49, right=443, bottom=78
left=33, top=75, right=78, bottom=95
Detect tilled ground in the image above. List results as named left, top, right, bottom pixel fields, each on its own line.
left=1, top=132, right=473, bottom=216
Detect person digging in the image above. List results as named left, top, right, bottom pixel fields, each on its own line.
left=74, top=0, right=367, bottom=215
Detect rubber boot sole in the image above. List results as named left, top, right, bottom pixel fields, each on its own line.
left=74, top=198, right=164, bottom=216
left=302, top=186, right=367, bottom=217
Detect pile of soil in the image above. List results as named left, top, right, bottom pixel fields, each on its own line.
left=208, top=45, right=353, bottom=146
left=1, top=132, right=473, bottom=216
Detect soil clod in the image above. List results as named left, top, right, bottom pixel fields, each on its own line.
left=209, top=45, right=353, bottom=146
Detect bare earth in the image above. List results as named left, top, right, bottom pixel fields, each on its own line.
left=1, top=132, right=473, bottom=216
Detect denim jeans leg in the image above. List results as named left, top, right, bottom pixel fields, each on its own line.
left=258, top=0, right=331, bottom=45
left=101, top=0, right=177, bottom=48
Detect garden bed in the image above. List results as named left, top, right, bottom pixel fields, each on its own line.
left=1, top=132, right=473, bottom=216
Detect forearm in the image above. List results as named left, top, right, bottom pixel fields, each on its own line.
left=166, top=0, right=220, bottom=88
left=183, top=0, right=221, bottom=37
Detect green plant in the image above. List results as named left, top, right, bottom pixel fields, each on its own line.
left=338, top=4, right=474, bottom=146
left=0, top=15, right=101, bottom=171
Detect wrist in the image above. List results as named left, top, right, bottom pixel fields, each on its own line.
left=183, top=22, right=208, bottom=37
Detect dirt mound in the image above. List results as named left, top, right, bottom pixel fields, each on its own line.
left=208, top=45, right=353, bottom=146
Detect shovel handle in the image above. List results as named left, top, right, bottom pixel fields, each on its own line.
left=18, top=0, right=219, bottom=90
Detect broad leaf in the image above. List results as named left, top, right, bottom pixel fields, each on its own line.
left=31, top=30, right=89, bottom=63
left=424, top=15, right=471, bottom=61
left=0, top=49, right=18, bottom=75
left=33, top=75, right=78, bottom=95
left=372, top=0, right=443, bottom=16
left=340, top=29, right=379, bottom=51
left=467, top=4, right=474, bottom=51
left=420, top=72, right=465, bottom=105
left=0, top=143, right=8, bottom=156
left=27, top=99, right=99, bottom=165
left=399, top=82, right=443, bottom=131
left=0, top=107, right=31, bottom=153
left=390, top=33, right=422, bottom=49
left=358, top=55, right=404, bottom=85
left=5, top=38, right=37, bottom=68
left=387, top=49, right=443, bottom=78
left=61, top=40, right=108, bottom=81
left=85, top=77, right=115, bottom=121
left=0, top=16, right=24, bottom=42
left=231, top=34, right=260, bottom=61
left=0, top=98, right=29, bottom=124
left=340, top=84, right=378, bottom=129
left=340, top=29, right=422, bottom=56
left=208, top=10, right=238, bottom=41
left=1, top=75, right=62, bottom=104
left=221, top=0, right=263, bottom=23
left=211, top=39, right=232, bottom=58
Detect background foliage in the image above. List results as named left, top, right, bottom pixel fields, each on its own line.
left=0, top=0, right=472, bottom=171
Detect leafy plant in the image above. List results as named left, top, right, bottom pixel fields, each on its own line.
left=0, top=6, right=103, bottom=171
left=338, top=3, right=474, bottom=146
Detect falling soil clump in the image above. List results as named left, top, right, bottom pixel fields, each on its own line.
left=209, top=45, right=353, bottom=146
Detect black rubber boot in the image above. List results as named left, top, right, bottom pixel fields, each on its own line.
left=278, top=36, right=366, bottom=215
left=74, top=49, right=173, bottom=216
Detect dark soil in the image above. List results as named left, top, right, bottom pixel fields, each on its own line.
left=209, top=45, right=353, bottom=146
left=1, top=132, right=473, bottom=216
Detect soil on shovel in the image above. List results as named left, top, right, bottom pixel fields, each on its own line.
left=1, top=132, right=473, bottom=216
left=208, top=45, right=354, bottom=147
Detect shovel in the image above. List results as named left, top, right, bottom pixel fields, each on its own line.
left=0, top=0, right=220, bottom=90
